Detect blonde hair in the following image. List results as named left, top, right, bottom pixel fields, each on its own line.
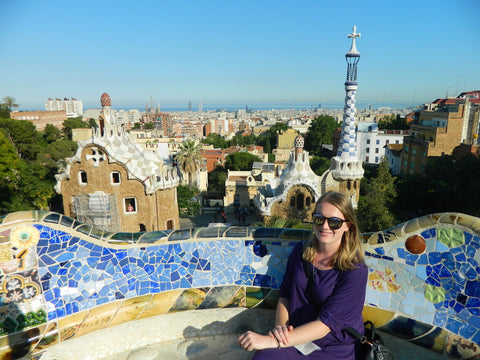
left=303, top=191, right=364, bottom=271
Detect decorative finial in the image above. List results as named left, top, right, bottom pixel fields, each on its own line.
left=347, top=26, right=361, bottom=55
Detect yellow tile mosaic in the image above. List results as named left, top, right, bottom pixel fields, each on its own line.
left=109, top=294, right=151, bottom=326
left=57, top=310, right=89, bottom=342
left=138, top=290, right=183, bottom=319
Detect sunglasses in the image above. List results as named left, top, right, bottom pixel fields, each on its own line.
left=312, top=214, right=348, bottom=230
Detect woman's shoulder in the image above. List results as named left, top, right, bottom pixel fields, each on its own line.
left=287, top=241, right=306, bottom=261
left=341, top=261, right=368, bottom=279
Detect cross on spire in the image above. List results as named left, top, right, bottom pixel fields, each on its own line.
left=347, top=26, right=361, bottom=55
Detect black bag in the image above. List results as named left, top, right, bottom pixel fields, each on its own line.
left=345, top=321, right=394, bottom=360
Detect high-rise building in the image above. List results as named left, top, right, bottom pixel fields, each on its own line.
left=45, top=97, right=83, bottom=117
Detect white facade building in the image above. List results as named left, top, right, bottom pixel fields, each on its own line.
left=356, top=121, right=409, bottom=164
left=115, top=109, right=142, bottom=124
left=45, top=98, right=83, bottom=118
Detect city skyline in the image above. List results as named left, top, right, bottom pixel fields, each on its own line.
left=1, top=0, right=479, bottom=111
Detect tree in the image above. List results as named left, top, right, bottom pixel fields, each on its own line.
left=87, top=118, right=98, bottom=128
left=0, top=118, right=41, bottom=160
left=224, top=152, right=261, bottom=171
left=1, top=160, right=55, bottom=212
left=252, top=215, right=305, bottom=229
left=36, top=140, right=78, bottom=176
left=207, top=165, right=228, bottom=195
left=43, top=124, right=62, bottom=144
left=309, top=156, right=330, bottom=176
left=204, top=133, right=228, bottom=148
left=0, top=104, right=10, bottom=118
left=261, top=122, right=290, bottom=149
left=176, top=139, right=203, bottom=188
left=395, top=154, right=480, bottom=218
left=304, top=115, right=338, bottom=156
left=1, top=96, right=19, bottom=112
left=0, top=130, right=20, bottom=191
left=177, top=185, right=201, bottom=217
left=357, top=157, right=397, bottom=232
left=62, top=117, right=90, bottom=140
left=378, top=115, right=409, bottom=130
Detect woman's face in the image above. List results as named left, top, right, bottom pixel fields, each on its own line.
left=312, top=201, right=350, bottom=250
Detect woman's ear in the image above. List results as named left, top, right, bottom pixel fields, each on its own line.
left=345, top=222, right=351, bottom=231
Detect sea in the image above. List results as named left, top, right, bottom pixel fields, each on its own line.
left=105, top=102, right=421, bottom=112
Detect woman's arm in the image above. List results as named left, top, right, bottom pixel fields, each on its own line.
left=275, top=297, right=290, bottom=326
left=239, top=318, right=331, bottom=351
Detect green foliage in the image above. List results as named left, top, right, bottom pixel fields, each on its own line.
left=224, top=152, right=261, bottom=171
left=377, top=115, right=409, bottom=130
left=309, top=156, right=330, bottom=176
left=144, top=123, right=154, bottom=130
left=228, top=134, right=252, bottom=147
left=177, top=185, right=201, bottom=217
left=0, top=130, right=20, bottom=189
left=87, top=118, right=98, bottom=128
left=43, top=124, right=62, bottom=144
left=252, top=215, right=305, bottom=229
left=304, top=115, right=338, bottom=156
left=357, top=158, right=398, bottom=232
left=260, top=122, right=290, bottom=149
left=0, top=159, right=55, bottom=213
left=1, top=96, right=18, bottom=112
left=0, top=120, right=78, bottom=214
left=132, top=123, right=141, bottom=130
left=176, top=139, right=203, bottom=188
left=207, top=166, right=228, bottom=195
left=396, top=155, right=480, bottom=217
left=0, top=118, right=41, bottom=160
left=62, top=117, right=90, bottom=140
left=36, top=140, right=78, bottom=176
left=203, top=133, right=228, bottom=148
left=0, top=105, right=10, bottom=118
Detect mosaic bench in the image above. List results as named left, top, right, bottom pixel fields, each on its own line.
left=0, top=211, right=479, bottom=359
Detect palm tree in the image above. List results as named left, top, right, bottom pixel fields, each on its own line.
left=176, top=139, right=203, bottom=188
left=252, top=215, right=306, bottom=229
left=2, top=96, right=19, bottom=112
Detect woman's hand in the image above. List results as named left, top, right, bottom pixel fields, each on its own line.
left=238, top=331, right=277, bottom=351
left=270, top=324, right=294, bottom=346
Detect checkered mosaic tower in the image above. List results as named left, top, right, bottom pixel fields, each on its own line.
left=330, top=26, right=364, bottom=182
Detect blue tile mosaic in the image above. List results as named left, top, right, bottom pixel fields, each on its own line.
left=3, top=211, right=480, bottom=360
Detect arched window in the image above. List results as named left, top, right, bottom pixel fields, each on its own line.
left=296, top=193, right=304, bottom=210
left=111, top=171, right=121, bottom=184
left=79, top=171, right=87, bottom=185
left=124, top=198, right=137, bottom=214
left=290, top=196, right=295, bottom=207
left=306, top=197, right=311, bottom=207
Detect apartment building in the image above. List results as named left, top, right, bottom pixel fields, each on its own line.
left=356, top=121, right=408, bottom=164
left=10, top=110, right=67, bottom=131
left=401, top=95, right=480, bottom=175
left=45, top=97, right=83, bottom=117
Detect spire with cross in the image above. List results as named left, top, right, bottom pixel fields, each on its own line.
left=347, top=26, right=361, bottom=56
left=329, top=26, right=364, bottom=185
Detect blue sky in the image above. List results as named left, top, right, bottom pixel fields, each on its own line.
left=1, top=0, right=479, bottom=110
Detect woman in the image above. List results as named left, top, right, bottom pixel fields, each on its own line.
left=239, top=191, right=367, bottom=359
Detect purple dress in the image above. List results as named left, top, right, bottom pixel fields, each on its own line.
left=253, top=241, right=368, bottom=360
